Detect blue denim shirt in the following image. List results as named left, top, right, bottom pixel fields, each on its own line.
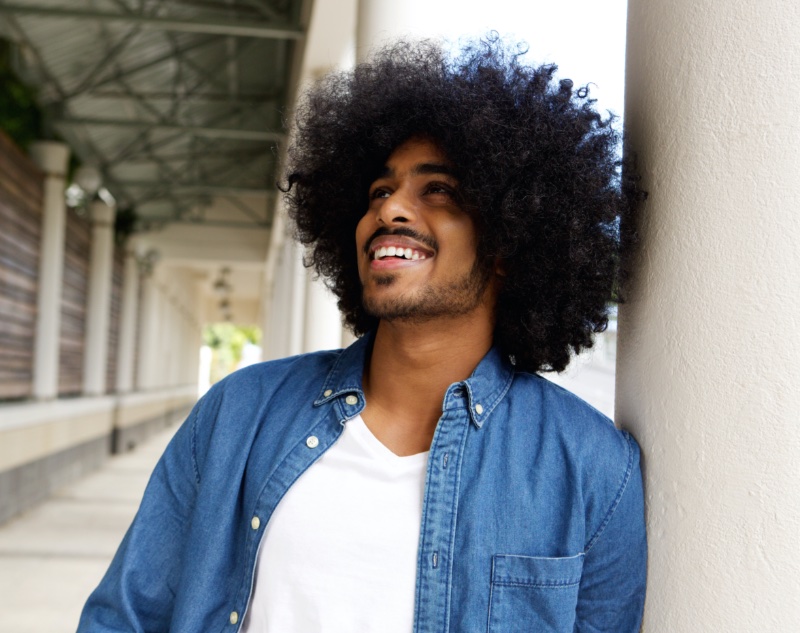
left=79, top=335, right=646, bottom=632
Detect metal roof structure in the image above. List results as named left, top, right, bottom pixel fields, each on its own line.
left=0, top=0, right=312, bottom=231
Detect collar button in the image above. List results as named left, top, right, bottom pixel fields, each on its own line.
left=345, top=395, right=358, bottom=406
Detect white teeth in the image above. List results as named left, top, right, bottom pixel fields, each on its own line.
left=372, top=245, right=430, bottom=260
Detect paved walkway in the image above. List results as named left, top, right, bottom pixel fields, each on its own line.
left=0, top=427, right=176, bottom=633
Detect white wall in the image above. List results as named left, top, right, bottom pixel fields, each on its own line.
left=617, top=0, right=800, bottom=629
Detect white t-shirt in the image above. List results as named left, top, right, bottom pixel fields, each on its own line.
left=241, top=414, right=429, bottom=632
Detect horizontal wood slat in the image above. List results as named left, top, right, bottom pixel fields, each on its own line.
left=0, top=132, right=43, bottom=401
left=58, top=208, right=91, bottom=396
left=105, top=242, right=124, bottom=393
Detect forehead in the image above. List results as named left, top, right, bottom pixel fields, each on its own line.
left=380, top=137, right=456, bottom=176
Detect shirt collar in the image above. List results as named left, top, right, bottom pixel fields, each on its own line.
left=314, top=331, right=515, bottom=429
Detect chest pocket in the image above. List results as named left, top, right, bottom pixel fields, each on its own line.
left=487, top=553, right=584, bottom=633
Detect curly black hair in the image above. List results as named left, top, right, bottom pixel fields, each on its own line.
left=283, top=35, right=641, bottom=373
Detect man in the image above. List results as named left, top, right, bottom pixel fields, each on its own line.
left=79, top=37, right=646, bottom=632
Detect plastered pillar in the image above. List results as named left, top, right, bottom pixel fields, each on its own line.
left=136, top=270, right=158, bottom=390
left=617, top=0, right=800, bottom=630
left=29, top=141, right=70, bottom=400
left=303, top=275, right=342, bottom=352
left=265, top=245, right=292, bottom=360
left=116, top=245, right=140, bottom=392
left=287, top=239, right=307, bottom=357
left=82, top=200, right=116, bottom=395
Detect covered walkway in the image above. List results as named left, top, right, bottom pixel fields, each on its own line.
left=0, top=0, right=798, bottom=631
left=0, top=423, right=177, bottom=633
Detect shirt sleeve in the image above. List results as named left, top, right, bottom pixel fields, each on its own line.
left=574, top=431, right=647, bottom=632
left=76, top=401, right=202, bottom=632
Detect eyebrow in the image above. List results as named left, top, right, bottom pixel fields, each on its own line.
left=377, top=162, right=459, bottom=180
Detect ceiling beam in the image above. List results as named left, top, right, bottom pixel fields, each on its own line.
left=122, top=182, right=275, bottom=196
left=55, top=117, right=284, bottom=142
left=0, top=4, right=304, bottom=39
left=81, top=90, right=280, bottom=103
left=135, top=218, right=271, bottom=230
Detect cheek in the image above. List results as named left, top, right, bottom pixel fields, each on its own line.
left=442, top=219, right=479, bottom=262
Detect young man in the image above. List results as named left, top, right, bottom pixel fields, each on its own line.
left=79, top=37, right=646, bottom=632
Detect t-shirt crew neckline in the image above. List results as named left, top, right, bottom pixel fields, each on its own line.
left=346, top=414, right=429, bottom=467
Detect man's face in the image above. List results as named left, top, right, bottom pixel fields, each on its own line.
left=355, top=137, right=495, bottom=323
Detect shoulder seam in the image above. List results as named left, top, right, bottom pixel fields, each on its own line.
left=584, top=430, right=635, bottom=553
left=190, top=401, right=201, bottom=486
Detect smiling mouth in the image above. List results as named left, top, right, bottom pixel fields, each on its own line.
left=370, top=246, right=428, bottom=261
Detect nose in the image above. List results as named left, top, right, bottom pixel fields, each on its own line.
left=376, top=188, right=416, bottom=225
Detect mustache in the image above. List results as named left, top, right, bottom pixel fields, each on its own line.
left=363, top=227, right=439, bottom=255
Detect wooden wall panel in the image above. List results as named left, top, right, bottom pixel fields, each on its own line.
left=0, top=132, right=44, bottom=400
left=105, top=241, right=124, bottom=393
left=58, top=208, right=91, bottom=396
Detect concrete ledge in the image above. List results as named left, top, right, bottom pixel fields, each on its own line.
left=0, top=385, right=198, bottom=526
left=0, top=397, right=116, bottom=472
left=0, top=435, right=109, bottom=525
left=115, top=385, right=196, bottom=430
left=112, top=401, right=193, bottom=454
left=112, top=386, right=196, bottom=453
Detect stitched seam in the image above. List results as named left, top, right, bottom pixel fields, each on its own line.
left=441, top=414, right=472, bottom=633
left=190, top=404, right=201, bottom=486
left=486, top=558, right=496, bottom=633
left=483, top=367, right=515, bottom=419
left=492, top=580, right=581, bottom=588
left=585, top=431, right=635, bottom=553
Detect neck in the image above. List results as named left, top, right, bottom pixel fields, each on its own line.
left=360, top=310, right=494, bottom=455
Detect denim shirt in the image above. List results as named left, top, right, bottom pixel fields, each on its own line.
left=79, top=335, right=646, bottom=632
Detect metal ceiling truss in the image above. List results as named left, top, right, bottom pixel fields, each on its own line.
left=0, top=0, right=310, bottom=230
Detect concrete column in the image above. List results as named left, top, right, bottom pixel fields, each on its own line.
left=265, top=246, right=291, bottom=360
left=617, top=0, right=800, bottom=630
left=356, top=0, right=472, bottom=60
left=29, top=141, right=70, bottom=400
left=303, top=275, right=342, bottom=352
left=287, top=239, right=307, bottom=357
left=157, top=283, right=172, bottom=387
left=116, top=245, right=140, bottom=392
left=82, top=200, right=116, bottom=395
left=341, top=327, right=357, bottom=348
left=136, top=271, right=158, bottom=390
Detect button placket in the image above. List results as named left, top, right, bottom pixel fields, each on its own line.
left=414, top=409, right=471, bottom=632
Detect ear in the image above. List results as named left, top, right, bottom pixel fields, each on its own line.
left=493, top=257, right=507, bottom=278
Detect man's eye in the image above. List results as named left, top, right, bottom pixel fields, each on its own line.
left=370, top=188, right=390, bottom=199
left=426, top=183, right=455, bottom=196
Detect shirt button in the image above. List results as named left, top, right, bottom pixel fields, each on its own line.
left=474, top=403, right=484, bottom=415
left=323, top=389, right=332, bottom=397
left=251, top=516, right=260, bottom=530
left=229, top=611, right=239, bottom=625
left=306, top=436, right=319, bottom=448
left=345, top=395, right=358, bottom=405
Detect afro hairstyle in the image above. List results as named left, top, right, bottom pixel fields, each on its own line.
left=283, top=34, right=641, bottom=373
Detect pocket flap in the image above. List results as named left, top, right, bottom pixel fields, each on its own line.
left=491, top=554, right=584, bottom=587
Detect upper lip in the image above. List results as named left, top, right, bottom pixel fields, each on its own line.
left=367, top=235, right=435, bottom=259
